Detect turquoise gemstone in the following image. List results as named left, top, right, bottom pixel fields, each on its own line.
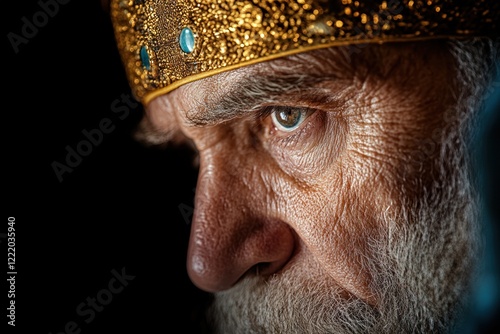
left=179, top=27, right=195, bottom=53
left=140, top=45, right=151, bottom=70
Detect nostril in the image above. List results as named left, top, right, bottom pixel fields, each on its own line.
left=239, top=262, right=274, bottom=283
left=254, top=257, right=290, bottom=277
left=254, top=262, right=270, bottom=276
left=187, top=213, right=296, bottom=292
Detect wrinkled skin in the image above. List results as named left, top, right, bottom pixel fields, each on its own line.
left=138, top=41, right=478, bottom=332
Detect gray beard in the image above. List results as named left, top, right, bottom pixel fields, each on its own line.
left=204, top=115, right=481, bottom=334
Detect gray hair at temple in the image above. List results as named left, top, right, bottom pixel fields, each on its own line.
left=202, top=37, right=500, bottom=334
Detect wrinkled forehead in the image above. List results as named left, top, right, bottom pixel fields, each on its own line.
left=175, top=48, right=342, bottom=101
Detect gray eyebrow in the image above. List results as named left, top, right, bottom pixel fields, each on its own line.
left=183, top=70, right=338, bottom=127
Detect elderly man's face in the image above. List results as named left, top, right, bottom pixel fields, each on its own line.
left=142, top=41, right=478, bottom=332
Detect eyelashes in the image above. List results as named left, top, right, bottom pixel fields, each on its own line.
left=185, top=105, right=320, bottom=160
left=251, top=105, right=324, bottom=152
left=270, top=106, right=311, bottom=132
left=258, top=106, right=317, bottom=135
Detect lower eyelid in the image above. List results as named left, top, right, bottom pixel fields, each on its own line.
left=271, top=111, right=305, bottom=132
left=269, top=109, right=316, bottom=136
left=267, top=110, right=322, bottom=147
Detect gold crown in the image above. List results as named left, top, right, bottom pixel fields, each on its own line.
left=110, top=0, right=499, bottom=105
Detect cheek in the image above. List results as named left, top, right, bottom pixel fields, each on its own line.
left=265, top=113, right=349, bottom=185
left=277, top=169, right=383, bottom=303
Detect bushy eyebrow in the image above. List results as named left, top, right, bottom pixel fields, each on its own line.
left=183, top=65, right=351, bottom=127
left=135, top=47, right=358, bottom=146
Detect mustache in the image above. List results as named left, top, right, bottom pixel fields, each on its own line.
left=206, top=254, right=380, bottom=334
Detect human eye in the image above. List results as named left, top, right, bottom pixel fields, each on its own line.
left=263, top=106, right=316, bottom=135
left=251, top=105, right=326, bottom=152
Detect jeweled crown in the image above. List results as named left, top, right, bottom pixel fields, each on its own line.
left=110, top=0, right=499, bottom=105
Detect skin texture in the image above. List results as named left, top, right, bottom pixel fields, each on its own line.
left=136, top=41, right=482, bottom=332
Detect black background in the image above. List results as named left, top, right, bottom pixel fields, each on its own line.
left=5, top=1, right=211, bottom=333
left=4, top=1, right=500, bottom=334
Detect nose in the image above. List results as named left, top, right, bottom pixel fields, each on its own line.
left=186, top=158, right=295, bottom=293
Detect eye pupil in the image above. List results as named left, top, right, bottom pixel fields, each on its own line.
left=277, top=108, right=301, bottom=128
